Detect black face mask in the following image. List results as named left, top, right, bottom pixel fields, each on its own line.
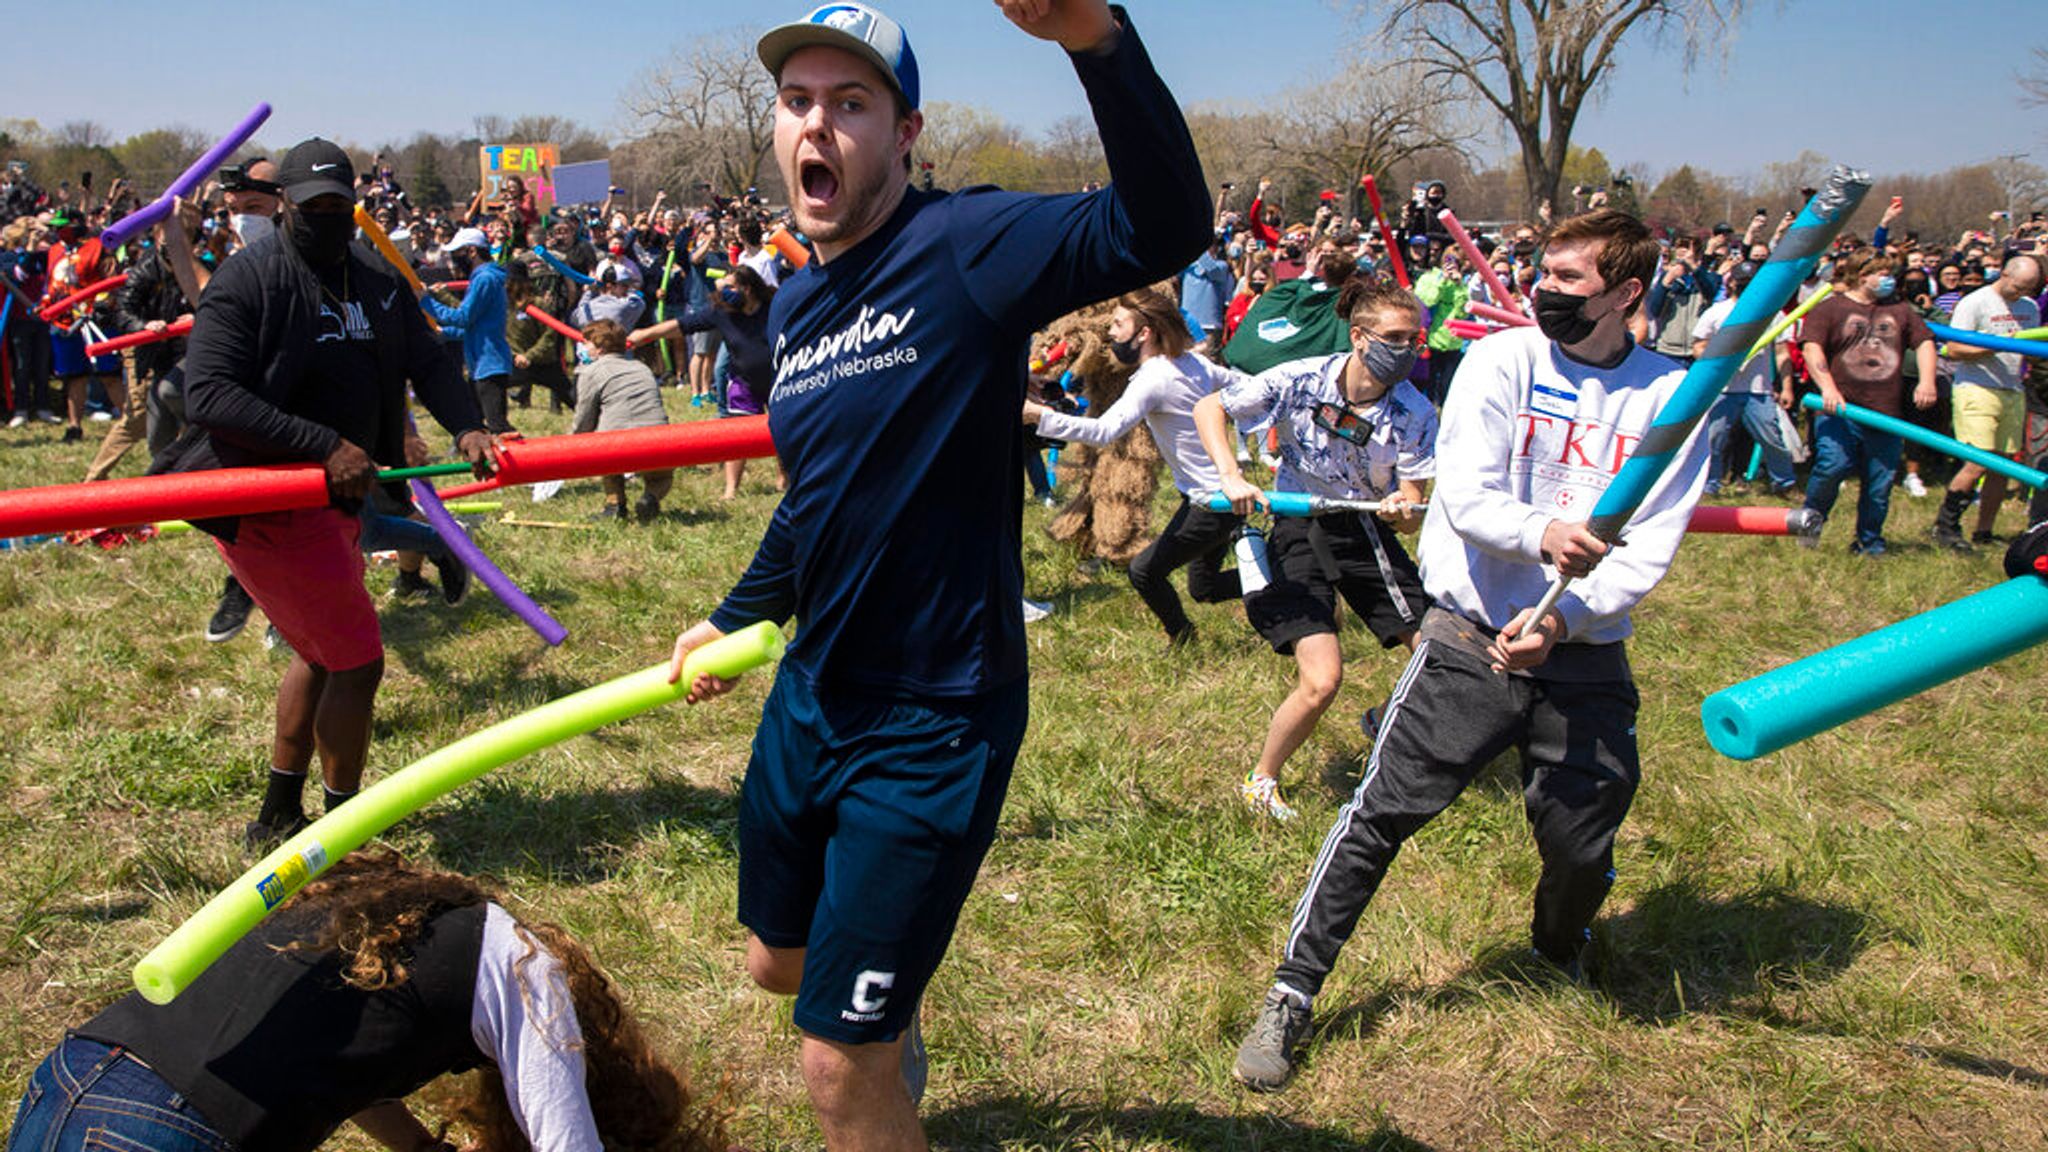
left=1533, top=287, right=1603, bottom=345
left=1109, top=336, right=1142, bottom=366
left=290, top=210, right=355, bottom=266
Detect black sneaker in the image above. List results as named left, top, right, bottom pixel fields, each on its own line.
left=632, top=494, right=661, bottom=524
left=61, top=425, right=82, bottom=442
left=437, top=553, right=470, bottom=605
left=1972, top=530, right=2006, bottom=546
left=590, top=504, right=623, bottom=522
left=1233, top=986, right=1312, bottom=1092
left=242, top=812, right=310, bottom=853
left=206, top=577, right=254, bottom=642
left=390, top=569, right=435, bottom=600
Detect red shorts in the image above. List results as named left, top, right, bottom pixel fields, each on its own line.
left=216, top=507, right=382, bottom=671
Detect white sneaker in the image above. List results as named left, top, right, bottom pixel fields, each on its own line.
left=6, top=414, right=24, bottom=429
left=1240, top=772, right=1298, bottom=821
left=88, top=411, right=114, bottom=422
left=1021, top=598, right=1053, bottom=623
left=34, top=410, right=61, bottom=425
left=1902, top=473, right=1928, bottom=498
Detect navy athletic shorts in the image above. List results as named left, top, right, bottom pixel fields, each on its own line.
left=738, top=666, right=1028, bottom=1044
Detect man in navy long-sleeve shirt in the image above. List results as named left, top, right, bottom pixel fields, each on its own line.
left=665, top=2, right=1207, bottom=1146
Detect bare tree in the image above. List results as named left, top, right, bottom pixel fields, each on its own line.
left=1247, top=56, right=1473, bottom=214
left=914, top=102, right=1022, bottom=191
left=1366, top=0, right=1743, bottom=216
left=472, top=115, right=611, bottom=163
left=621, top=29, right=781, bottom=200
left=1038, top=115, right=1109, bottom=192
left=2024, top=46, right=2048, bottom=108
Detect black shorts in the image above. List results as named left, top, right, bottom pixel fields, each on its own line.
left=1245, top=513, right=1426, bottom=654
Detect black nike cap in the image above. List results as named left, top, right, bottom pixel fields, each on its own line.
left=277, top=138, right=356, bottom=205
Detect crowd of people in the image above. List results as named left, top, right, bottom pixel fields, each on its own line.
left=3, top=0, right=2047, bottom=1148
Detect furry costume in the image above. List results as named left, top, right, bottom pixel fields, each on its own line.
left=1037, top=302, right=1164, bottom=566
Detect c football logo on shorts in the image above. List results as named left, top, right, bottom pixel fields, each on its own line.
left=846, top=969, right=895, bottom=1021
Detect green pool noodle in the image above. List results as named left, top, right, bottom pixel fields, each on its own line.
left=132, top=620, right=785, bottom=1004
left=444, top=501, right=504, bottom=515
left=1701, top=577, right=2048, bottom=760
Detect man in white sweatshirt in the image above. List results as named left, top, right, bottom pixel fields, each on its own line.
left=1232, top=209, right=1712, bottom=1092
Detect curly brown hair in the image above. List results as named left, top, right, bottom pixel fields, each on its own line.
left=292, top=853, right=728, bottom=1152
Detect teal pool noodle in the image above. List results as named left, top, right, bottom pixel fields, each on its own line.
left=1702, top=576, right=2048, bottom=760
left=1799, top=394, right=2048, bottom=489
left=1201, top=491, right=1316, bottom=516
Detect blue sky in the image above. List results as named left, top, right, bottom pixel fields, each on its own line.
left=6, top=1, right=2040, bottom=182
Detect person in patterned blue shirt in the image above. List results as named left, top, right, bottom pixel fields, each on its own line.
left=1195, top=276, right=1437, bottom=821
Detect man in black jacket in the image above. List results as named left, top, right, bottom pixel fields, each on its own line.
left=157, top=138, right=492, bottom=846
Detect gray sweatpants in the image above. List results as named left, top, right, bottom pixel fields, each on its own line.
left=1273, top=608, right=1641, bottom=998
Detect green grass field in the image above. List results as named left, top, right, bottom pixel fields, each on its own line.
left=2, top=405, right=2045, bottom=1150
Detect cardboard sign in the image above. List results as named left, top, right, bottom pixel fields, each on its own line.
left=479, top=143, right=559, bottom=210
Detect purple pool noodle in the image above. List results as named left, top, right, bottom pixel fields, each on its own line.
left=410, top=479, right=567, bottom=646
left=101, top=103, right=272, bottom=249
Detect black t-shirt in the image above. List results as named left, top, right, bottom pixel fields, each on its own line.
left=297, top=261, right=385, bottom=453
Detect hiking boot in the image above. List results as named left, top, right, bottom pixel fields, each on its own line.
left=206, top=577, right=254, bottom=642
left=437, top=553, right=470, bottom=605
left=1233, top=986, right=1312, bottom=1092
left=1932, top=490, right=1974, bottom=552
left=390, top=569, right=436, bottom=600
left=1240, top=772, right=1298, bottom=822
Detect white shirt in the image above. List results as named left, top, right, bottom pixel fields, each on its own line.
left=1691, top=298, right=1781, bottom=397
left=1035, top=352, right=1238, bottom=495
left=1420, top=328, right=1709, bottom=644
left=739, top=246, right=782, bottom=289
left=1949, top=284, right=2039, bottom=393
left=1216, top=352, right=1437, bottom=501
left=471, top=904, right=604, bottom=1152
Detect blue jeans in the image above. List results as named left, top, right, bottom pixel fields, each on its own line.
left=1704, top=393, right=1795, bottom=493
left=9, top=1036, right=229, bottom=1152
left=1804, top=412, right=1900, bottom=550
left=359, top=505, right=447, bottom=559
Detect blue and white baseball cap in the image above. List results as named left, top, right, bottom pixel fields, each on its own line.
left=757, top=3, right=921, bottom=111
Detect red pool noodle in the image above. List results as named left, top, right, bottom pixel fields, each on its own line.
left=1360, top=176, right=1409, bottom=289
left=1687, top=505, right=1819, bottom=536
left=523, top=304, right=586, bottom=346
left=87, top=320, right=193, bottom=357
left=434, top=417, right=778, bottom=501
left=1467, top=301, right=1536, bottom=329
left=1438, top=208, right=1523, bottom=319
left=1445, top=319, right=1497, bottom=341
left=0, top=465, right=331, bottom=538
left=38, top=274, right=128, bottom=323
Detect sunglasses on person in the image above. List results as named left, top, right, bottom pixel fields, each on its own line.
left=1312, top=401, right=1375, bottom=446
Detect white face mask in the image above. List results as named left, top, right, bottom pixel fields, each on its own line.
left=232, top=213, right=275, bottom=246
